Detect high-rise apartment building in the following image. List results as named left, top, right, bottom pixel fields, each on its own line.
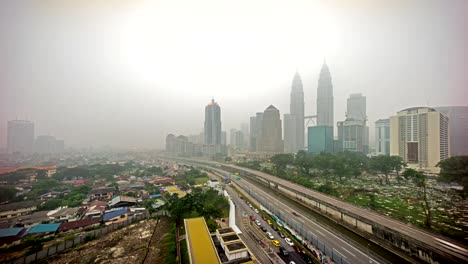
left=317, top=63, right=334, bottom=128
left=7, top=120, right=34, bottom=154
left=204, top=99, right=222, bottom=145
left=258, top=105, right=283, bottom=153
left=284, top=72, right=305, bottom=153
left=435, top=106, right=468, bottom=156
left=375, top=119, right=390, bottom=155
left=390, top=107, right=450, bottom=173
left=346, top=93, right=366, bottom=121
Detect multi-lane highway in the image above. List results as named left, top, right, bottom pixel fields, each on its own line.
left=223, top=163, right=468, bottom=263
left=161, top=156, right=468, bottom=263
left=229, top=170, right=385, bottom=264
left=227, top=184, right=308, bottom=264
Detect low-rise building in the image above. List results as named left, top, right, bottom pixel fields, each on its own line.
left=47, top=207, right=80, bottom=222
left=23, top=223, right=60, bottom=237
left=103, top=207, right=128, bottom=225
left=0, top=201, right=39, bottom=219
left=88, top=187, right=115, bottom=201
left=108, top=196, right=137, bottom=208
left=0, top=227, right=26, bottom=245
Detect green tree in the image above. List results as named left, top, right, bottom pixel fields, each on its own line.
left=270, top=154, right=294, bottom=175
left=437, top=156, right=468, bottom=196
left=403, top=169, right=432, bottom=228
left=369, top=155, right=397, bottom=184
left=294, top=150, right=313, bottom=177
left=0, top=186, right=17, bottom=203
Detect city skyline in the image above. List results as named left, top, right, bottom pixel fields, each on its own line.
left=1, top=0, right=467, bottom=149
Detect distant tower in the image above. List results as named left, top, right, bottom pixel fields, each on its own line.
left=259, top=105, right=283, bottom=153
left=285, top=71, right=305, bottom=153
left=316, top=62, right=334, bottom=128
left=346, top=93, right=366, bottom=122
left=204, top=99, right=222, bottom=145
left=7, top=120, right=35, bottom=154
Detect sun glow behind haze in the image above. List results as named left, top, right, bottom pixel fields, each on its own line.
left=116, top=0, right=343, bottom=97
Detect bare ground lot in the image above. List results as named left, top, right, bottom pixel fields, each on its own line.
left=42, top=218, right=171, bottom=264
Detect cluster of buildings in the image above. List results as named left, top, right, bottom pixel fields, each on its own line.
left=6, top=120, right=65, bottom=154
left=166, top=62, right=467, bottom=174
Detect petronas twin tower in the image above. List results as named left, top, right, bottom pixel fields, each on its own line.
left=284, top=62, right=333, bottom=153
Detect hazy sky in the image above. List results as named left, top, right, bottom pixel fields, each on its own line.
left=1, top=0, right=467, bottom=149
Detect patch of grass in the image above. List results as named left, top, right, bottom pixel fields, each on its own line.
left=194, top=177, right=209, bottom=185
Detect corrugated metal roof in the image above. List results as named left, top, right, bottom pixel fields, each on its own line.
left=0, top=228, right=24, bottom=237
left=24, top=223, right=60, bottom=236
left=103, top=207, right=127, bottom=221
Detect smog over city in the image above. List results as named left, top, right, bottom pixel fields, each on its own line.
left=1, top=0, right=466, bottom=149
left=1, top=1, right=468, bottom=264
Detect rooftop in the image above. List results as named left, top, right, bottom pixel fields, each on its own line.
left=184, top=217, right=220, bottom=264
left=24, top=223, right=60, bottom=236
left=0, top=200, right=39, bottom=212
left=0, top=227, right=24, bottom=237
left=226, top=241, right=247, bottom=252
left=103, top=207, right=127, bottom=221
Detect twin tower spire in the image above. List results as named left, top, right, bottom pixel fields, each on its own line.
left=285, top=62, right=333, bottom=152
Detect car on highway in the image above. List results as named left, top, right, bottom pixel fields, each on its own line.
left=272, top=225, right=278, bottom=231
left=249, top=204, right=253, bottom=208
left=255, top=220, right=261, bottom=226
left=284, top=238, right=294, bottom=246
left=272, top=240, right=280, bottom=247
left=292, top=211, right=300, bottom=217
left=293, top=244, right=302, bottom=254
left=289, top=262, right=296, bottom=264
left=267, top=219, right=272, bottom=225
left=250, top=215, right=255, bottom=221
left=279, top=246, right=289, bottom=256
left=254, top=208, right=259, bottom=213
left=266, top=232, right=274, bottom=240
left=277, top=232, right=285, bottom=238
left=261, top=215, right=267, bottom=221
left=261, top=226, right=267, bottom=232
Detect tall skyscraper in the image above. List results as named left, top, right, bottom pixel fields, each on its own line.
left=316, top=62, right=334, bottom=128
left=346, top=93, right=366, bottom=121
left=204, top=99, right=222, bottom=145
left=390, top=107, right=450, bottom=173
left=284, top=72, right=305, bottom=153
left=435, top=106, right=468, bottom=156
left=258, top=105, right=283, bottom=153
left=375, top=119, right=390, bottom=155
left=7, top=120, right=34, bottom=154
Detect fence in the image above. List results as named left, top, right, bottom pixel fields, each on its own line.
left=12, top=213, right=148, bottom=264
left=236, top=180, right=350, bottom=264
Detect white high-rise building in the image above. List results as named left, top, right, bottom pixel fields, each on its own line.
left=375, top=119, right=390, bottom=155
left=390, top=107, right=450, bottom=173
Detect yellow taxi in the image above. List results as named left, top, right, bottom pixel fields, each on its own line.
left=272, top=240, right=280, bottom=247
left=267, top=220, right=272, bottom=225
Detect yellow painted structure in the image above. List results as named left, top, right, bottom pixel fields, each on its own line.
left=184, top=217, right=221, bottom=264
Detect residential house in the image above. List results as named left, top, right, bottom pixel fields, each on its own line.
left=47, top=207, right=79, bottom=223
left=103, top=207, right=128, bottom=225
left=0, top=201, right=39, bottom=219
left=23, top=223, right=60, bottom=237
left=88, top=187, right=115, bottom=201
left=57, top=217, right=101, bottom=233
left=0, top=227, right=26, bottom=245
left=108, top=196, right=137, bottom=208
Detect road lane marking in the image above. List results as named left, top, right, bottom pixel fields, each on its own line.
left=341, top=247, right=356, bottom=257
left=333, top=248, right=347, bottom=258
